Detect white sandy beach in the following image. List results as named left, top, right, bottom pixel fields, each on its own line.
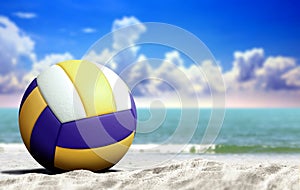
left=0, top=144, right=299, bottom=190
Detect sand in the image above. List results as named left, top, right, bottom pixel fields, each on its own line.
left=0, top=144, right=299, bottom=190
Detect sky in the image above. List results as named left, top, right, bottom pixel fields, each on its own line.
left=0, top=0, right=299, bottom=107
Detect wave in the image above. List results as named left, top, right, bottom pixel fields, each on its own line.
left=207, top=144, right=300, bottom=154
left=130, top=144, right=300, bottom=154
left=2, top=143, right=300, bottom=154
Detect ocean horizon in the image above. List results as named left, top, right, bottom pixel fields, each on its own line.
left=1, top=108, right=300, bottom=154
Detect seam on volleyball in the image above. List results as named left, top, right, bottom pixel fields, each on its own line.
left=56, top=63, right=88, bottom=117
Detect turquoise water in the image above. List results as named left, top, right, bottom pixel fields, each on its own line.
left=1, top=108, right=300, bottom=153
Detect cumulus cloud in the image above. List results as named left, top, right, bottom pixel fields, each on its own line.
left=0, top=16, right=36, bottom=93
left=153, top=51, right=204, bottom=96
left=224, top=48, right=300, bottom=93
left=119, top=50, right=222, bottom=99
left=0, top=16, right=73, bottom=93
left=118, top=56, right=154, bottom=96
left=84, top=48, right=115, bottom=66
left=230, top=48, right=264, bottom=82
left=256, top=56, right=297, bottom=90
left=0, top=72, right=24, bottom=93
left=126, top=53, right=192, bottom=96
left=120, top=55, right=152, bottom=85
left=0, top=16, right=36, bottom=74
left=112, top=16, right=146, bottom=50
left=30, top=45, right=300, bottom=106
left=13, top=12, right=37, bottom=19
left=282, top=67, right=300, bottom=88
left=164, top=51, right=184, bottom=67
left=84, top=16, right=146, bottom=71
left=111, top=16, right=146, bottom=72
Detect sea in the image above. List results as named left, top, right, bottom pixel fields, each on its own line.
left=1, top=108, right=300, bottom=154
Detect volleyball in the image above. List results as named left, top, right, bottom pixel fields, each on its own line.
left=18, top=60, right=137, bottom=172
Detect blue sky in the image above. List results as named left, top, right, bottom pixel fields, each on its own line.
left=0, top=0, right=300, bottom=107
left=1, top=0, right=300, bottom=69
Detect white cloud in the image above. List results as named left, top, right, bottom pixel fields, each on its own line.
left=0, top=72, right=23, bottom=93
left=120, top=55, right=154, bottom=96
left=111, top=16, right=146, bottom=72
left=229, top=48, right=264, bottom=82
left=13, top=12, right=37, bottom=19
left=0, top=16, right=36, bottom=93
left=165, top=51, right=184, bottom=67
left=197, top=60, right=224, bottom=93
left=84, top=16, right=146, bottom=72
left=282, top=67, right=300, bottom=88
left=82, top=27, right=96, bottom=33
left=84, top=49, right=115, bottom=68
left=120, top=55, right=152, bottom=85
left=179, top=64, right=206, bottom=93
left=224, top=48, right=300, bottom=92
left=256, top=56, right=297, bottom=90
left=154, top=51, right=197, bottom=96
left=0, top=16, right=36, bottom=73
left=0, top=16, right=74, bottom=93
left=120, top=50, right=221, bottom=99
left=112, top=16, right=146, bottom=50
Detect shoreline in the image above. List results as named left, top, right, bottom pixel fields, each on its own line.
left=2, top=143, right=300, bottom=154
left=1, top=144, right=299, bottom=189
